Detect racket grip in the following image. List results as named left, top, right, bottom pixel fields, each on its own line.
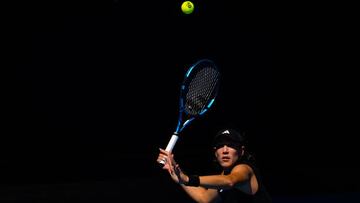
left=159, top=133, right=179, bottom=165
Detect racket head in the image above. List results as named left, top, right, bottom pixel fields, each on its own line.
left=180, top=59, right=221, bottom=117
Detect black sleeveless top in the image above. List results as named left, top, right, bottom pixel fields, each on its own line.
left=217, top=160, right=272, bottom=203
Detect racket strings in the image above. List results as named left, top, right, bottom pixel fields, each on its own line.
left=185, top=66, right=220, bottom=115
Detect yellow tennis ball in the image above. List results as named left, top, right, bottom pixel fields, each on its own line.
left=181, top=1, right=195, bottom=14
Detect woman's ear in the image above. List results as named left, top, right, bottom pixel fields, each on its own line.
left=238, top=146, right=245, bottom=156
left=214, top=148, right=218, bottom=158
left=239, top=146, right=245, bottom=156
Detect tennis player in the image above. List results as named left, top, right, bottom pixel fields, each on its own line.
left=157, top=128, right=272, bottom=203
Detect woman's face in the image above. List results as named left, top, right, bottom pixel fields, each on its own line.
left=214, top=145, right=242, bottom=169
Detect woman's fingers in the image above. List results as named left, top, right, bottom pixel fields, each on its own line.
left=159, top=148, right=169, bottom=154
left=157, top=148, right=179, bottom=175
left=157, top=154, right=168, bottom=163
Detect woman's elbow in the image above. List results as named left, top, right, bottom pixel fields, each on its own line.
left=224, top=178, right=237, bottom=188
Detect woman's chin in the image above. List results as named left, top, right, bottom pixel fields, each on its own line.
left=220, top=161, right=233, bottom=168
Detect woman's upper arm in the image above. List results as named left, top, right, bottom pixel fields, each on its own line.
left=228, top=164, right=253, bottom=185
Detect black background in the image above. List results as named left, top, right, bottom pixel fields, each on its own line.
left=6, top=0, right=359, bottom=202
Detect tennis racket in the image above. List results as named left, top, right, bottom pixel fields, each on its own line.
left=159, top=59, right=221, bottom=165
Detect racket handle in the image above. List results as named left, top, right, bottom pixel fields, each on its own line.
left=159, top=133, right=179, bottom=165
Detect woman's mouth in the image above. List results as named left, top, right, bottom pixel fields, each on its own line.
left=222, top=156, right=230, bottom=161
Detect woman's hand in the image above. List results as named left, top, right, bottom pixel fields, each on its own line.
left=157, top=148, right=189, bottom=184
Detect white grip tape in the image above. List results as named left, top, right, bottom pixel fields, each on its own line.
left=160, top=134, right=179, bottom=164
left=165, top=134, right=179, bottom=152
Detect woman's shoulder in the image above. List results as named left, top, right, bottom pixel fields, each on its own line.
left=231, top=163, right=254, bottom=176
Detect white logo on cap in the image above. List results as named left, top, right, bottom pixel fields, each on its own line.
left=222, top=130, right=230, bottom=134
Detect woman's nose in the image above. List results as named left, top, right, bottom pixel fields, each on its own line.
left=222, top=145, right=229, bottom=152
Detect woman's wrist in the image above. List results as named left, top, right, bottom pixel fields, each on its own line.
left=174, top=165, right=200, bottom=187
left=184, top=175, right=200, bottom=187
